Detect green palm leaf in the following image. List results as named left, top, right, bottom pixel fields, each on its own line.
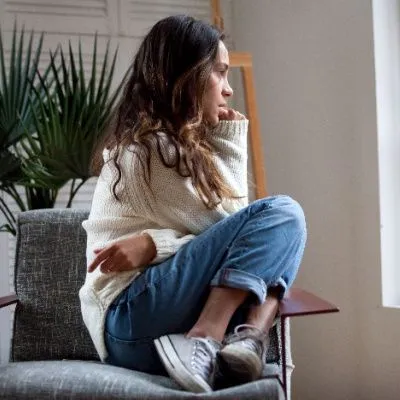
left=20, top=35, right=125, bottom=205
left=0, top=23, right=47, bottom=233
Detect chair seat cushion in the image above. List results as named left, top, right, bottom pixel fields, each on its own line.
left=0, top=360, right=284, bottom=399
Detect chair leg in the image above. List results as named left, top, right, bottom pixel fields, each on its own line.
left=272, top=317, right=288, bottom=399
left=280, top=317, right=288, bottom=399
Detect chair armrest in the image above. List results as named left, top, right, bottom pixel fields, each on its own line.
left=279, top=287, right=339, bottom=318
left=0, top=293, right=19, bottom=309
left=278, top=288, right=338, bottom=399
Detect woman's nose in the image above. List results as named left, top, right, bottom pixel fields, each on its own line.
left=223, top=82, right=233, bottom=97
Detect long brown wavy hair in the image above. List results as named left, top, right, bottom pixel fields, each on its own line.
left=92, top=15, right=237, bottom=209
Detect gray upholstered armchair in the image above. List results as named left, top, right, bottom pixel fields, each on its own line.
left=0, top=209, right=338, bottom=399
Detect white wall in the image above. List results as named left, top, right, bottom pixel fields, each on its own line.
left=231, top=0, right=400, bottom=399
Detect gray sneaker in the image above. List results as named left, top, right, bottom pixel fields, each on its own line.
left=219, top=324, right=270, bottom=383
left=154, top=334, right=222, bottom=392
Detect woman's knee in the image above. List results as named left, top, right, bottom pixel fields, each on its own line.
left=279, top=194, right=305, bottom=223
left=260, top=195, right=306, bottom=237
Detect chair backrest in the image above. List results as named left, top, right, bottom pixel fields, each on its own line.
left=11, top=209, right=99, bottom=362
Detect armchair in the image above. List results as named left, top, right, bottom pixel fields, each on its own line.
left=0, top=209, right=338, bottom=399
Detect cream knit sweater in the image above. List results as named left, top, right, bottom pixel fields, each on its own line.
left=79, top=119, right=249, bottom=361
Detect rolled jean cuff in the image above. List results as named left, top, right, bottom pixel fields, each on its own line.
left=210, top=269, right=289, bottom=304
left=210, top=268, right=268, bottom=304
left=272, top=277, right=288, bottom=300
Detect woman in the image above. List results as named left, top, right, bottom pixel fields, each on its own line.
left=79, top=14, right=306, bottom=393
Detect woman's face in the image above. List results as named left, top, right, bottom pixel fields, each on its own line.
left=203, top=41, right=233, bottom=126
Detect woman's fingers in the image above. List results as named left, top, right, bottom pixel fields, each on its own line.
left=218, top=108, right=229, bottom=119
left=89, top=234, right=156, bottom=274
left=226, top=108, right=236, bottom=119
left=88, top=246, right=116, bottom=272
left=236, top=111, right=246, bottom=120
left=218, top=107, right=246, bottom=121
left=100, top=252, right=130, bottom=274
left=100, top=257, right=115, bottom=274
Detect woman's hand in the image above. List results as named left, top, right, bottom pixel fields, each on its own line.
left=218, top=107, right=246, bottom=121
left=88, top=233, right=157, bottom=274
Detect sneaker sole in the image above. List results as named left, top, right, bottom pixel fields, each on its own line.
left=219, top=345, right=262, bottom=382
left=154, top=336, right=212, bottom=393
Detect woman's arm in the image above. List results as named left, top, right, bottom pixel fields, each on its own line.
left=140, top=228, right=195, bottom=264
left=85, top=151, right=197, bottom=274
left=87, top=229, right=195, bottom=273
left=207, top=119, right=249, bottom=206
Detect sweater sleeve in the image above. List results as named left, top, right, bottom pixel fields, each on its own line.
left=141, top=228, right=195, bottom=264
left=118, top=148, right=198, bottom=264
left=206, top=119, right=249, bottom=208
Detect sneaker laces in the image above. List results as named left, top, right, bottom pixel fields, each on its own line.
left=191, top=338, right=219, bottom=383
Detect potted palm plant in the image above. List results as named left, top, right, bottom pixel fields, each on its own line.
left=0, top=25, right=124, bottom=235
left=0, top=25, right=48, bottom=235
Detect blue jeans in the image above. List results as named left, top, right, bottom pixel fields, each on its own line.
left=104, top=195, right=307, bottom=374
